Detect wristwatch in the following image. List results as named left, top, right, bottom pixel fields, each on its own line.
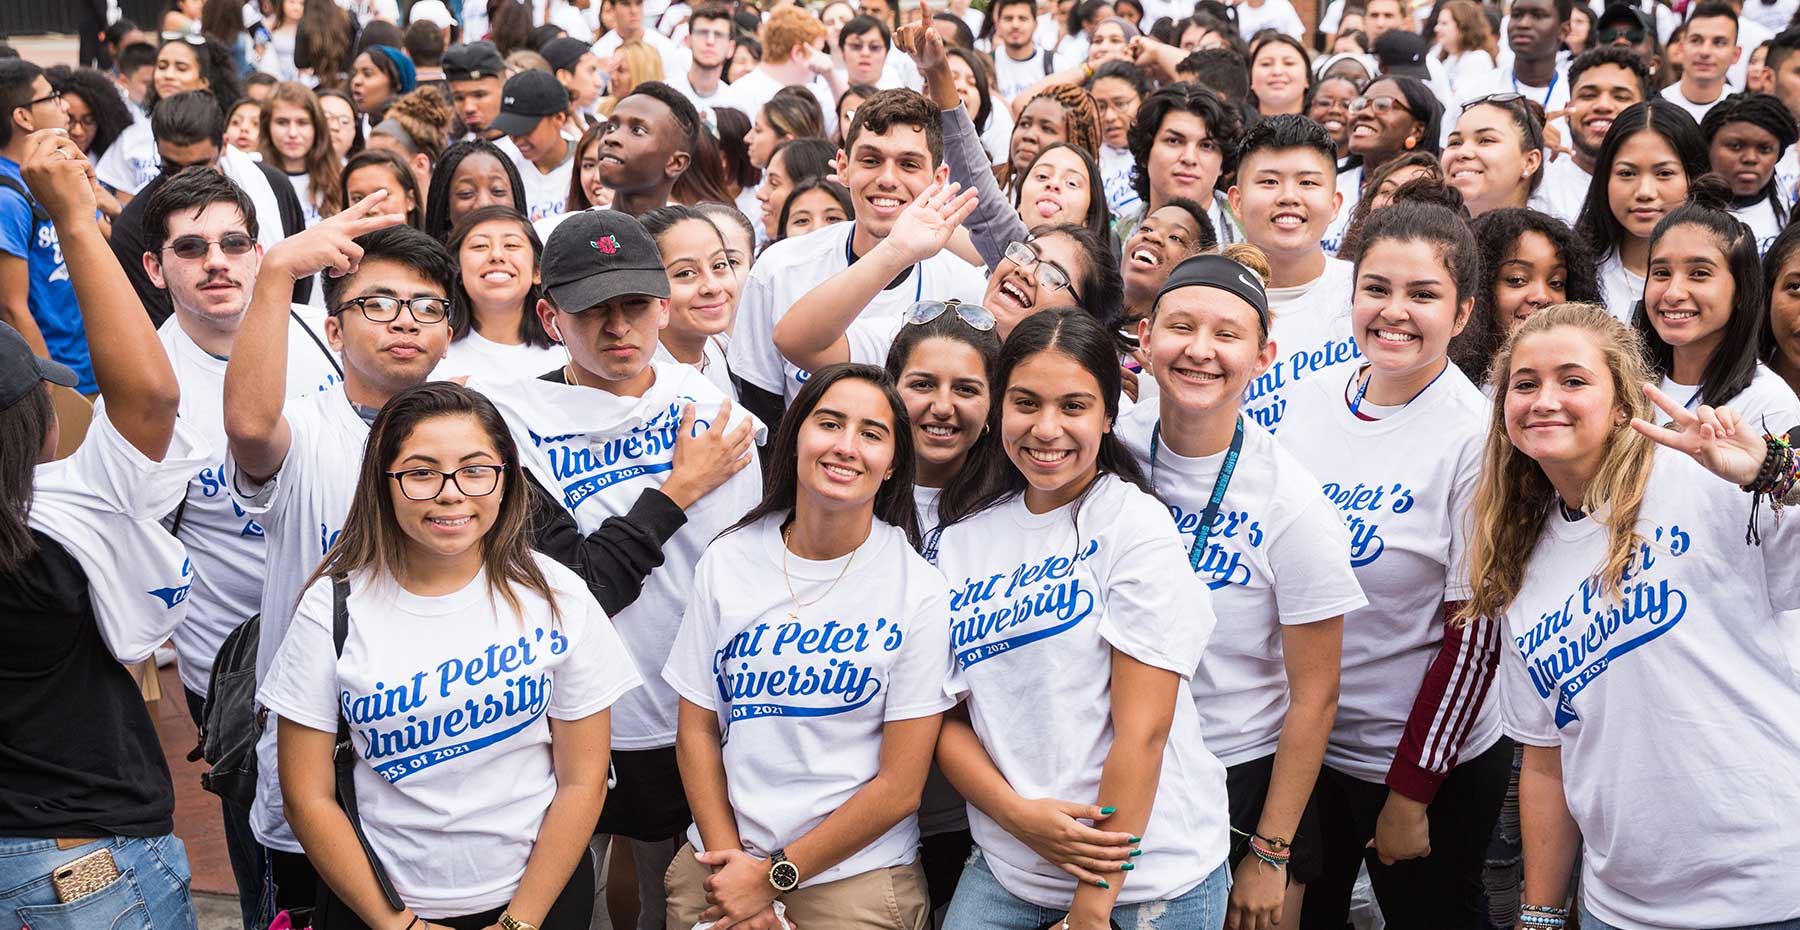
left=498, top=913, right=539, bottom=930
left=767, top=849, right=800, bottom=893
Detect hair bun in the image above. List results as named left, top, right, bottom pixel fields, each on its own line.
left=1686, top=173, right=1734, bottom=211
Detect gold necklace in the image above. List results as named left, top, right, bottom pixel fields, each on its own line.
left=781, top=526, right=856, bottom=621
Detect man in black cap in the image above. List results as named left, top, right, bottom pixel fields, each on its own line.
left=1594, top=3, right=1660, bottom=71
left=542, top=35, right=603, bottom=125
left=469, top=209, right=759, bottom=930
left=444, top=41, right=508, bottom=140
left=597, top=82, right=697, bottom=217
left=491, top=69, right=578, bottom=222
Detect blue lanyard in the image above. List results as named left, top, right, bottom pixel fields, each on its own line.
left=843, top=225, right=922, bottom=301
left=1149, top=415, right=1244, bottom=572
left=1349, top=363, right=1448, bottom=418
left=1512, top=70, right=1558, bottom=107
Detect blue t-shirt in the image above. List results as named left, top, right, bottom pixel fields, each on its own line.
left=0, top=156, right=93, bottom=393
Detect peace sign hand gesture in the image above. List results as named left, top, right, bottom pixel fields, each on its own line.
left=264, top=188, right=406, bottom=284
left=1629, top=382, right=1770, bottom=486
left=878, top=178, right=979, bottom=266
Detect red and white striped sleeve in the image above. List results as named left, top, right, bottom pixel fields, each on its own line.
left=1384, top=601, right=1503, bottom=803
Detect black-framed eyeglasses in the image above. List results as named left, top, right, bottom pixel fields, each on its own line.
left=1461, top=91, right=1525, bottom=113
left=1348, top=94, right=1413, bottom=117
left=334, top=295, right=452, bottom=325
left=25, top=90, right=63, bottom=108
left=1597, top=26, right=1645, bottom=44
left=385, top=464, right=505, bottom=501
left=161, top=233, right=256, bottom=260
left=1003, top=240, right=1076, bottom=295
left=905, top=298, right=996, bottom=331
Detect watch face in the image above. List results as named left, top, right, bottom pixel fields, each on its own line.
left=770, top=860, right=800, bottom=891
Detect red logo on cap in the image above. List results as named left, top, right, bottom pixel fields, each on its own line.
left=591, top=235, right=620, bottom=255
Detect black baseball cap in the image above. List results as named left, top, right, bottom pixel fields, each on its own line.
left=541, top=36, right=590, bottom=73
left=542, top=211, right=671, bottom=312
left=491, top=69, right=571, bottom=136
left=0, top=321, right=77, bottom=409
left=1374, top=30, right=1431, bottom=79
left=443, top=41, right=507, bottom=81
left=1596, top=3, right=1653, bottom=37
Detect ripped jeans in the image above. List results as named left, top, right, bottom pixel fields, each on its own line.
left=941, top=849, right=1227, bottom=930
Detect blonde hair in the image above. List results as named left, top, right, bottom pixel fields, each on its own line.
left=1221, top=242, right=1271, bottom=284
left=597, top=40, right=664, bottom=114
left=762, top=6, right=826, bottom=62
left=1460, top=303, right=1657, bottom=626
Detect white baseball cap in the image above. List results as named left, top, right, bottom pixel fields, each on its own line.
left=409, top=0, right=456, bottom=29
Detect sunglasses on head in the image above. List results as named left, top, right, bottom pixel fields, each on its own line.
left=1461, top=91, right=1526, bottom=112
left=161, top=32, right=207, bottom=45
left=904, top=298, right=996, bottom=331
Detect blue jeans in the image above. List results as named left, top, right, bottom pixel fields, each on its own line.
left=0, top=834, right=198, bottom=930
left=942, top=849, right=1229, bottom=930
left=1580, top=907, right=1800, bottom=930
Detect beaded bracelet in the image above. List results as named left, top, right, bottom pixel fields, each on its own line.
left=1745, top=432, right=1797, bottom=544
left=1519, top=903, right=1569, bottom=929
left=1246, top=836, right=1290, bottom=870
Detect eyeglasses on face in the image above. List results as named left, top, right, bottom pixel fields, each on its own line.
left=161, top=232, right=255, bottom=260
left=905, top=298, right=997, bottom=331
left=1348, top=94, right=1413, bottom=117
left=1002, top=240, right=1076, bottom=294
left=25, top=90, right=63, bottom=108
left=334, top=295, right=452, bottom=325
left=386, top=464, right=504, bottom=501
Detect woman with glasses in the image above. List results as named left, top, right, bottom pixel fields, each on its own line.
left=773, top=179, right=1124, bottom=377
left=1306, top=74, right=1364, bottom=170
left=1441, top=94, right=1546, bottom=219
left=319, top=89, right=363, bottom=163
left=262, top=382, right=637, bottom=930
left=662, top=363, right=952, bottom=930
left=433, top=206, right=562, bottom=381
left=1337, top=75, right=1442, bottom=224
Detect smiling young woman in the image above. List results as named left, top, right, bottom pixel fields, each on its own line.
left=432, top=206, right=562, bottom=381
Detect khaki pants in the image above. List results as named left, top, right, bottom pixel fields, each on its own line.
left=664, top=843, right=929, bottom=930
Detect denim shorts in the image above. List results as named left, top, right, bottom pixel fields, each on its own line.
left=0, top=834, right=198, bottom=930
left=1580, top=906, right=1800, bottom=930
left=942, top=848, right=1229, bottom=930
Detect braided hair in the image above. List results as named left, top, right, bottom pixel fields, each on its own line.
left=1001, top=83, right=1102, bottom=195
left=1699, top=92, right=1799, bottom=228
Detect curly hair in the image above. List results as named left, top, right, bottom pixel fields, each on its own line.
left=1450, top=208, right=1601, bottom=383
left=1001, top=83, right=1101, bottom=193
left=45, top=66, right=134, bottom=159
left=373, top=84, right=454, bottom=162
left=1126, top=81, right=1240, bottom=203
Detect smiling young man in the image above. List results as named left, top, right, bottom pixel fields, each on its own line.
left=493, top=68, right=578, bottom=222
left=728, top=88, right=987, bottom=426
left=470, top=209, right=761, bottom=930
left=1539, top=46, right=1650, bottom=225
left=1227, top=115, right=1360, bottom=435
left=1662, top=2, right=1741, bottom=122
left=596, top=81, right=697, bottom=216
left=139, top=166, right=341, bottom=930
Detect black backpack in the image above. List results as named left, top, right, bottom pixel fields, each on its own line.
left=190, top=613, right=263, bottom=809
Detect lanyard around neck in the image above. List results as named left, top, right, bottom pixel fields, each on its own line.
left=1512, top=70, right=1558, bottom=107
left=1349, top=362, right=1447, bottom=418
left=1149, top=415, right=1244, bottom=572
left=844, top=225, right=923, bottom=301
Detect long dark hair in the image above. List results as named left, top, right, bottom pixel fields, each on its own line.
left=672, top=119, right=732, bottom=205
left=885, top=303, right=1002, bottom=527
left=0, top=384, right=52, bottom=572
left=1762, top=220, right=1800, bottom=371
left=944, top=46, right=993, bottom=132
left=1636, top=191, right=1763, bottom=408
left=1574, top=99, right=1710, bottom=263
left=724, top=364, right=922, bottom=548
left=424, top=139, right=528, bottom=242
left=776, top=176, right=852, bottom=240
left=151, top=34, right=243, bottom=116
left=307, top=382, right=561, bottom=621
left=1451, top=208, right=1600, bottom=382
left=446, top=205, right=555, bottom=348
left=941, top=308, right=1151, bottom=527
left=713, top=106, right=761, bottom=193
left=568, top=121, right=606, bottom=212
left=341, top=148, right=425, bottom=229
left=1023, top=223, right=1124, bottom=331
left=1015, top=142, right=1113, bottom=247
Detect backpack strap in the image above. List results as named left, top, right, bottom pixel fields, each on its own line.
left=292, top=308, right=344, bottom=380
left=0, top=175, right=50, bottom=224
left=331, top=576, right=406, bottom=913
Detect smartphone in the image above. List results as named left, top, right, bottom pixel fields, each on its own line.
left=51, top=848, right=121, bottom=904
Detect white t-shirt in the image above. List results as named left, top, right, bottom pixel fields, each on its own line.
left=662, top=515, right=954, bottom=886
left=1232, top=0, right=1305, bottom=39
left=1118, top=408, right=1368, bottom=765
left=729, top=222, right=988, bottom=404
left=1597, top=251, right=1644, bottom=324
left=1243, top=256, right=1359, bottom=435
left=1731, top=195, right=1784, bottom=254
left=1099, top=144, right=1141, bottom=216
left=229, top=384, right=372, bottom=851
left=1535, top=155, right=1591, bottom=228
left=1728, top=16, right=1774, bottom=91
left=505, top=135, right=578, bottom=224
left=1743, top=0, right=1798, bottom=32
left=593, top=28, right=690, bottom=85
left=1321, top=163, right=1359, bottom=257
left=28, top=404, right=209, bottom=665
left=934, top=475, right=1230, bottom=907
left=160, top=310, right=342, bottom=696
left=1499, top=449, right=1800, bottom=930
left=1276, top=362, right=1500, bottom=783
left=1656, top=362, right=1800, bottom=426
left=432, top=330, right=565, bottom=381
left=980, top=104, right=1016, bottom=169
left=470, top=360, right=765, bottom=749
left=665, top=67, right=725, bottom=108
left=98, top=134, right=290, bottom=257
left=1658, top=81, right=1726, bottom=125
left=1775, top=147, right=1799, bottom=206
left=1439, top=49, right=1496, bottom=98
left=992, top=45, right=1053, bottom=102
left=285, top=172, right=322, bottom=228
left=711, top=68, right=840, bottom=138
left=259, top=558, right=642, bottom=918
left=652, top=336, right=735, bottom=400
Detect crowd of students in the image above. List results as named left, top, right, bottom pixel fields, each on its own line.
left=2, top=0, right=1799, bottom=929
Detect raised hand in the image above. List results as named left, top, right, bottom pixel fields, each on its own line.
left=895, top=0, right=948, bottom=72
left=879, top=178, right=979, bottom=265
left=1630, top=383, right=1769, bottom=486
left=20, top=130, right=99, bottom=228
left=263, top=188, right=405, bottom=284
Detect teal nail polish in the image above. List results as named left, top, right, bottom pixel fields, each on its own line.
left=1097, top=879, right=1110, bottom=889
left=1099, top=806, right=1116, bottom=815
left=1129, top=848, right=1143, bottom=857
left=1121, top=863, right=1135, bottom=872
left=1128, top=836, right=1142, bottom=844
